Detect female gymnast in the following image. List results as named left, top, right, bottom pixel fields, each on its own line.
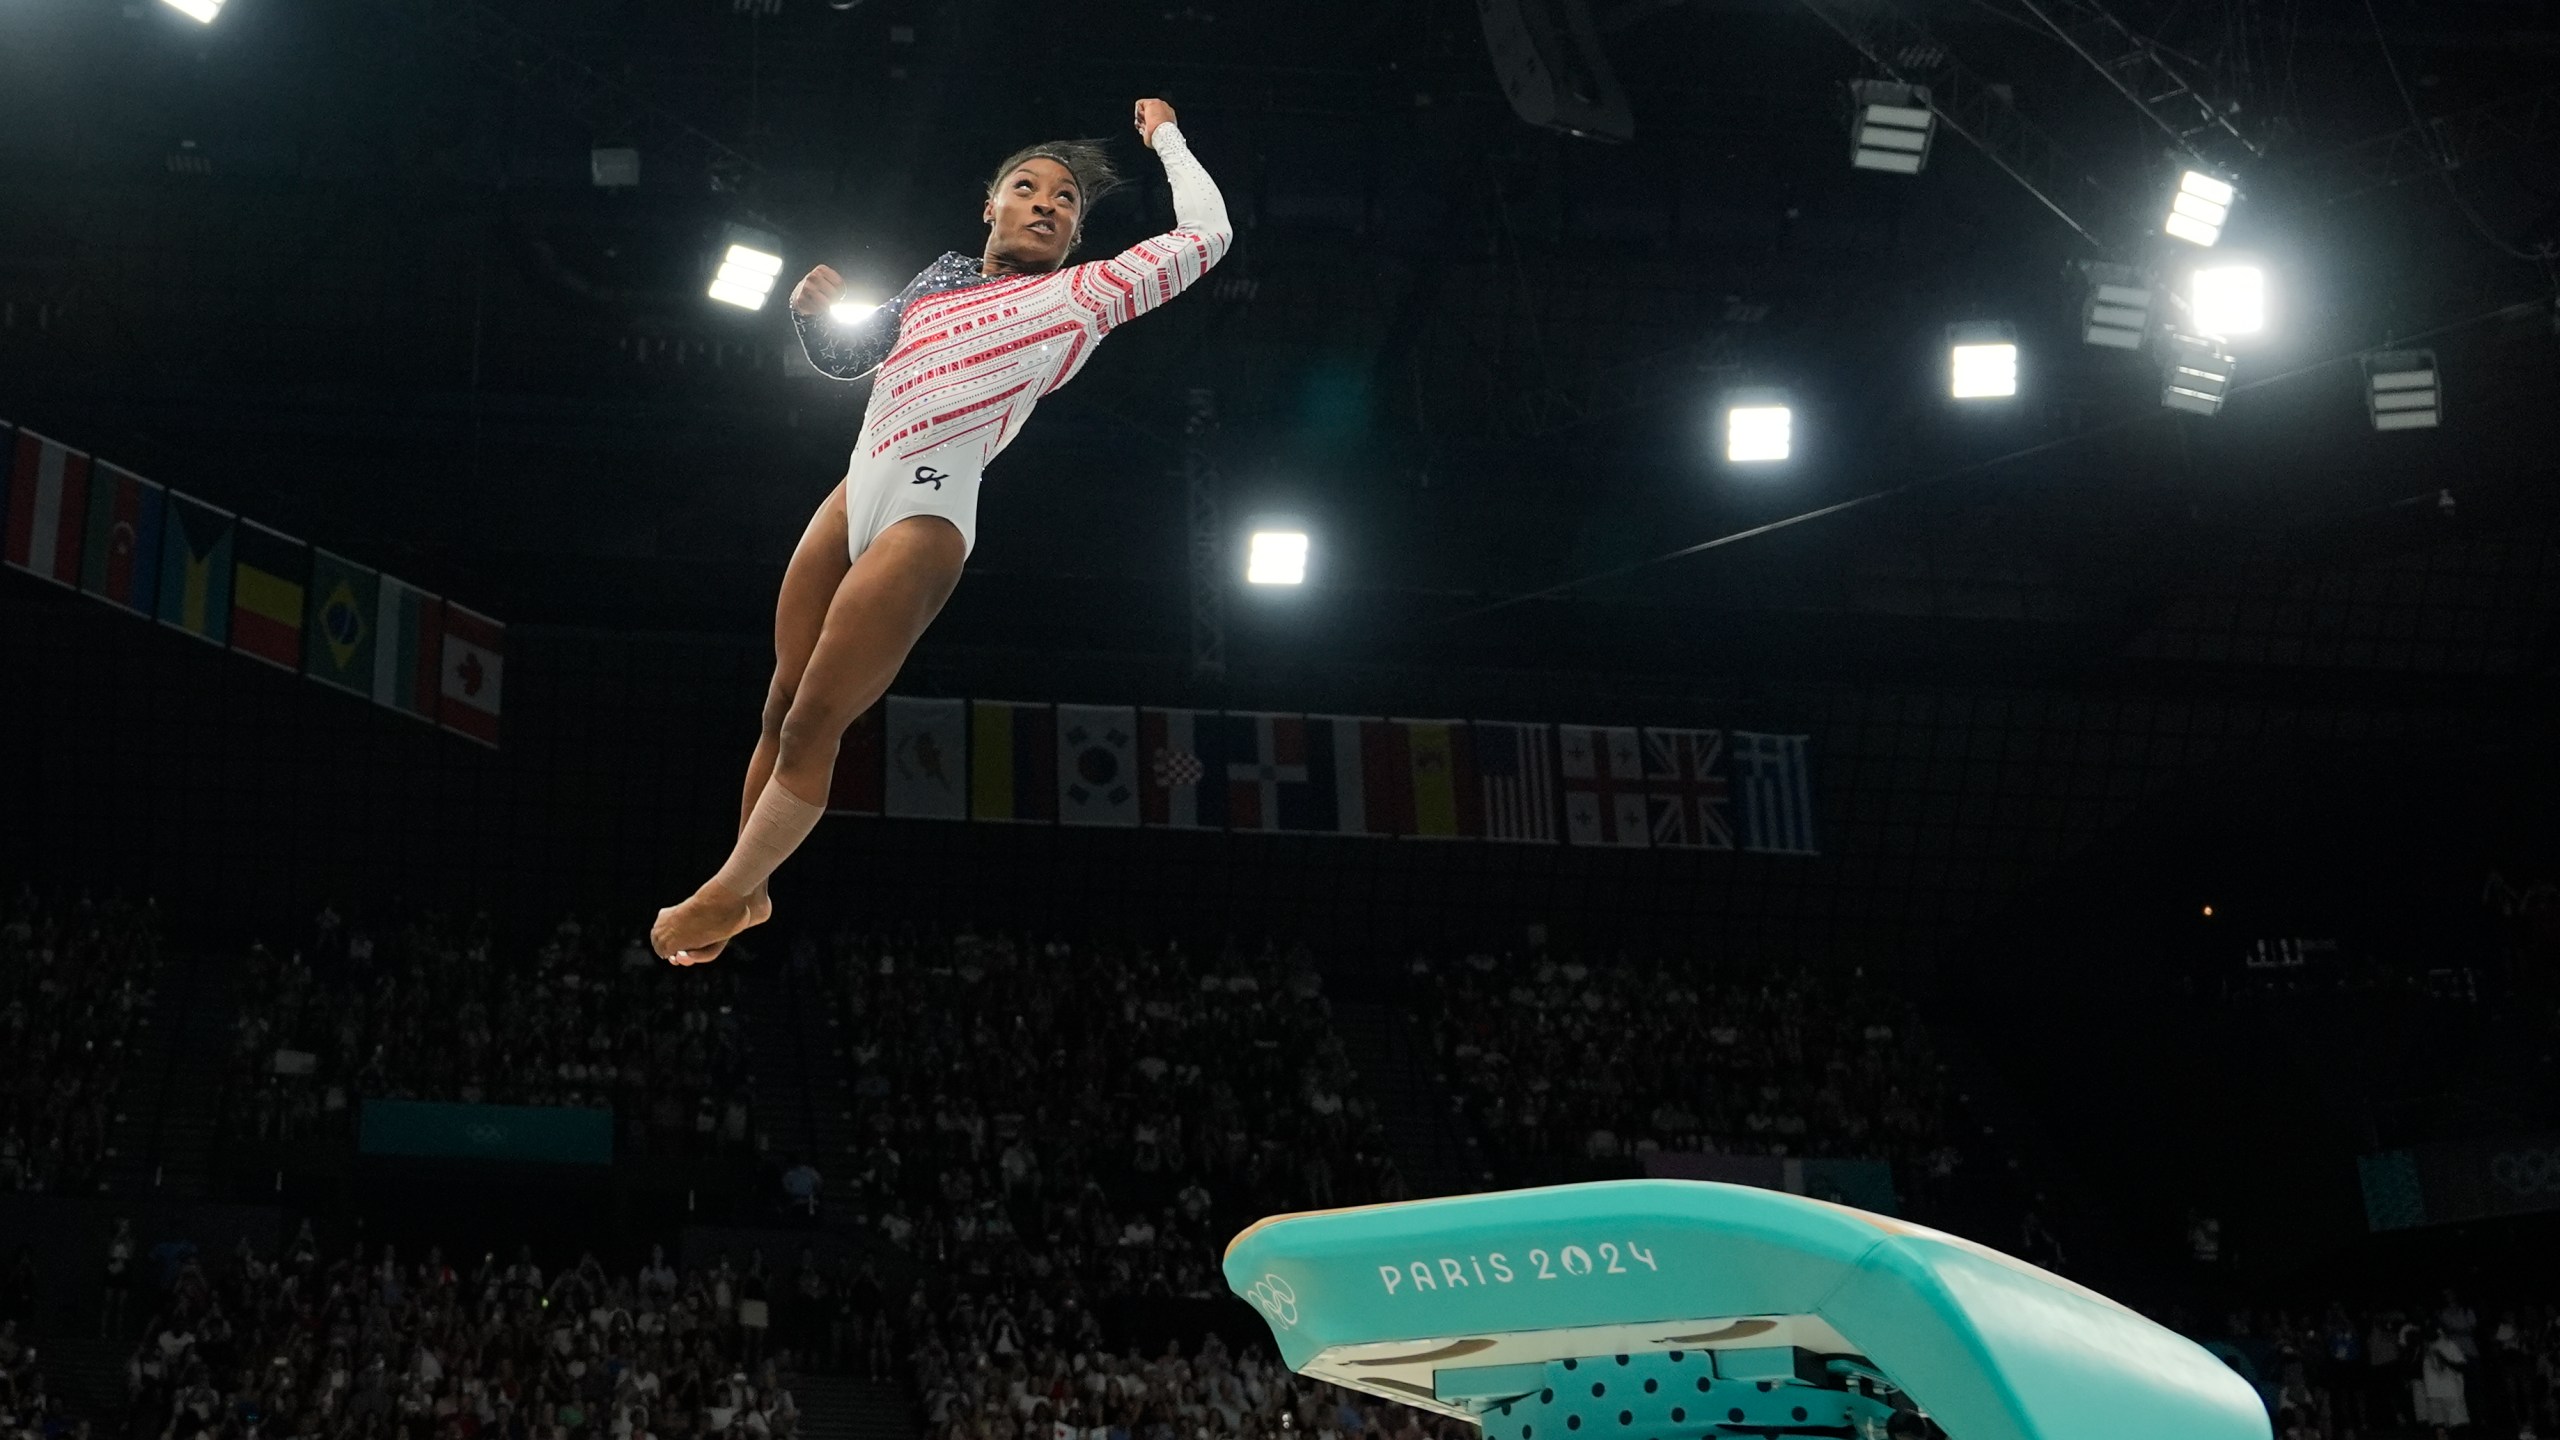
left=651, top=97, right=1230, bottom=963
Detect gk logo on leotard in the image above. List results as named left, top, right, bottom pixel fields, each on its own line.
left=911, top=466, right=948, bottom=490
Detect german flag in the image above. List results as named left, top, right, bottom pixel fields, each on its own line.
left=230, top=520, right=307, bottom=671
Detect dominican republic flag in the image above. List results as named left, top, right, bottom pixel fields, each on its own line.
left=80, top=461, right=166, bottom=616
left=1390, top=719, right=1477, bottom=839
left=1733, top=730, right=1818, bottom=855
left=1138, top=707, right=1232, bottom=829
left=884, top=695, right=967, bottom=820
left=826, top=703, right=885, bottom=816
left=1474, top=720, right=1559, bottom=844
left=1560, top=724, right=1649, bottom=847
left=1643, top=728, right=1734, bottom=850
left=438, top=603, right=506, bottom=747
left=1224, top=712, right=1311, bottom=833
left=1287, top=715, right=1402, bottom=836
left=1058, top=703, right=1138, bottom=826
left=970, top=700, right=1056, bottom=822
left=4, top=428, right=92, bottom=587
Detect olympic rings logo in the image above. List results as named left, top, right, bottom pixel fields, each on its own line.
left=2488, top=1148, right=2560, bottom=1196
left=1246, top=1274, right=1299, bottom=1329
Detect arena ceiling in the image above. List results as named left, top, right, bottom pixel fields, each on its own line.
left=2, top=0, right=2556, bottom=690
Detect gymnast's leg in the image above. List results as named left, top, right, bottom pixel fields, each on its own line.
left=653, top=513, right=967, bottom=962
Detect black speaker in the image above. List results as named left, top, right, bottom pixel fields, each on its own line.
left=1477, top=0, right=1635, bottom=142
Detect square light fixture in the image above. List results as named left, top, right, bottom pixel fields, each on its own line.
left=2080, top=261, right=2156, bottom=350
left=159, top=0, right=223, bottom=21
left=2364, top=350, right=2440, bottom=431
left=708, top=227, right=785, bottom=310
left=2188, top=264, right=2265, bottom=338
left=1947, top=322, right=2019, bottom=399
left=1246, top=530, right=1309, bottom=585
left=2161, top=332, right=2236, bottom=415
left=1725, top=398, right=1792, bottom=463
left=2165, top=167, right=2236, bottom=247
left=1849, top=80, right=1933, bottom=175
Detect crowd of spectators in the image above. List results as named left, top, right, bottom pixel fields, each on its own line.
left=2200, top=1293, right=2560, bottom=1440
left=2, top=1313, right=83, bottom=1440
left=120, top=1226, right=801, bottom=1440
left=224, top=910, right=756, bottom=1159
left=816, top=927, right=1405, bottom=1302
left=1420, top=949, right=1959, bottom=1191
left=0, top=886, right=160, bottom=1196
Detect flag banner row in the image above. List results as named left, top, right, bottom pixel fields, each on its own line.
left=825, top=700, right=1819, bottom=854
left=2, top=422, right=505, bottom=746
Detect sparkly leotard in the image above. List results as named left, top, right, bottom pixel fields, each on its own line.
left=791, top=123, right=1230, bottom=558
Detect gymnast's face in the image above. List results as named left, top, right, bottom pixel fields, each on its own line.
left=982, top=156, right=1082, bottom=272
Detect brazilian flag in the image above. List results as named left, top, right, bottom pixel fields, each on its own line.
left=304, top=548, right=379, bottom=697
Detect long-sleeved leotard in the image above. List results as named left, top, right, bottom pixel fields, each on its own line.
left=794, top=121, right=1231, bottom=559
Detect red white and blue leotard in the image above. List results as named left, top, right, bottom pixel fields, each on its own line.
left=791, top=122, right=1231, bottom=559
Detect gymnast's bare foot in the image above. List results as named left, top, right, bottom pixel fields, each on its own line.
left=653, top=880, right=766, bottom=965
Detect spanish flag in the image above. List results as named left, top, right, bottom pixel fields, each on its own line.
left=230, top=520, right=306, bottom=672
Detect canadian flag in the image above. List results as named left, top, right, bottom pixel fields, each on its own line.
left=438, top=603, right=506, bottom=747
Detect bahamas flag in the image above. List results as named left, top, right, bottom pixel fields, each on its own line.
left=303, top=549, right=379, bottom=697
left=155, top=490, right=235, bottom=646
left=969, top=700, right=1057, bottom=823
left=230, top=520, right=307, bottom=671
left=80, top=462, right=165, bottom=616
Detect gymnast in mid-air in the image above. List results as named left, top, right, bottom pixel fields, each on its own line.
left=651, top=98, right=1230, bottom=963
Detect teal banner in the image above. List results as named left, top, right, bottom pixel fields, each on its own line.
left=2360, top=1130, right=2560, bottom=1232
left=359, top=1100, right=613, bottom=1165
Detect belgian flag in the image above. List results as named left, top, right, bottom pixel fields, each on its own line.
left=230, top=520, right=307, bottom=672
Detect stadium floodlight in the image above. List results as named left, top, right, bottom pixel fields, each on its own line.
left=2165, top=167, right=2236, bottom=247
left=2160, top=332, right=2236, bottom=415
left=2080, top=261, right=2156, bottom=350
left=1245, top=530, right=1309, bottom=586
left=708, top=226, right=785, bottom=310
left=1724, top=392, right=1793, bottom=463
left=2365, top=350, right=2441, bottom=431
left=159, top=0, right=223, bottom=21
left=1848, top=80, right=1933, bottom=175
left=1947, top=322, right=2018, bottom=400
left=2188, top=264, right=2265, bottom=338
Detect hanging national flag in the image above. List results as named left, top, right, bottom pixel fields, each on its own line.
left=827, top=704, right=884, bottom=816
left=1559, top=724, right=1649, bottom=847
left=1057, top=704, right=1139, bottom=827
left=372, top=575, right=441, bottom=722
left=1138, top=707, right=1231, bottom=829
left=303, top=549, right=379, bottom=697
left=1224, top=712, right=1312, bottom=833
left=1391, top=719, right=1478, bottom=840
left=438, top=603, right=505, bottom=747
left=155, top=490, right=235, bottom=646
left=229, top=521, right=308, bottom=672
left=1474, top=720, right=1560, bottom=844
left=1282, top=715, right=1402, bottom=836
left=970, top=700, right=1056, bottom=823
left=1643, top=728, right=1734, bottom=850
left=79, top=462, right=165, bottom=616
left=4, top=429, right=92, bottom=587
left=885, top=696, right=967, bottom=819
left=1734, top=730, right=1819, bottom=855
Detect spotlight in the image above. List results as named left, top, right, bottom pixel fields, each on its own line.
left=1724, top=393, right=1792, bottom=463
left=1245, top=530, right=1309, bottom=586
left=159, top=0, right=223, bottom=21
left=708, top=226, right=784, bottom=310
left=1947, top=322, right=2018, bottom=400
left=1848, top=80, right=1933, bottom=175
left=2164, top=167, right=2236, bottom=247
left=2160, top=333, right=2235, bottom=416
left=2364, top=350, right=2441, bottom=431
left=2188, top=264, right=2265, bottom=338
left=2079, top=261, right=2156, bottom=350
left=829, top=298, right=879, bottom=325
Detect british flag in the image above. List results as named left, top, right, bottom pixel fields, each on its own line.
left=1642, top=728, right=1734, bottom=850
